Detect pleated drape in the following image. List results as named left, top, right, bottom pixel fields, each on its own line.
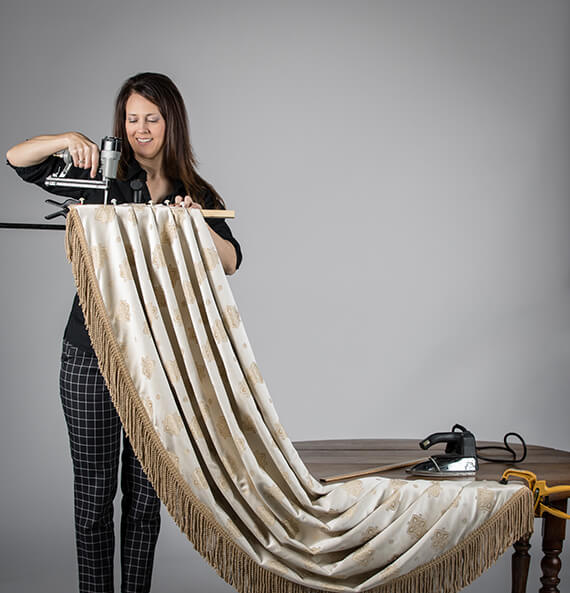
left=65, top=204, right=533, bottom=593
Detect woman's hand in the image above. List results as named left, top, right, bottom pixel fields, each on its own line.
left=65, top=132, right=100, bottom=178
left=173, top=194, right=202, bottom=209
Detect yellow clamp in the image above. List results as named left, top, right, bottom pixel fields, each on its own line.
left=501, top=469, right=570, bottom=521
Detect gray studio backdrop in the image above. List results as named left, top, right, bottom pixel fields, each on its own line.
left=1, top=1, right=569, bottom=592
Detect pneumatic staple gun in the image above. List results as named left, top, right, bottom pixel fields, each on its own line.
left=44, top=136, right=122, bottom=218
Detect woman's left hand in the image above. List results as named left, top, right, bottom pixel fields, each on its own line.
left=172, top=194, right=237, bottom=275
left=173, top=195, right=202, bottom=209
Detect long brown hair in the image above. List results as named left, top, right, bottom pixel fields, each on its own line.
left=113, top=72, right=224, bottom=208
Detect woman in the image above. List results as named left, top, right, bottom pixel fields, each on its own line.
left=6, top=72, right=242, bottom=593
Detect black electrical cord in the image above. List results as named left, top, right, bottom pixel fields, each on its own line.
left=476, top=432, right=527, bottom=463
left=451, top=423, right=527, bottom=464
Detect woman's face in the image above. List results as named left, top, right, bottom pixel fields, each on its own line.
left=125, top=93, right=166, bottom=164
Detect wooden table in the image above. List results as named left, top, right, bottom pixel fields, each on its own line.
left=295, top=439, right=570, bottom=593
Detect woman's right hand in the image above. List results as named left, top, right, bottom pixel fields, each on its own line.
left=64, top=132, right=100, bottom=178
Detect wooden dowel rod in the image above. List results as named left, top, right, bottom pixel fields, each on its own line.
left=321, top=457, right=430, bottom=483
left=202, top=209, right=235, bottom=218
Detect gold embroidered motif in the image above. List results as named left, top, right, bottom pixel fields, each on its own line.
left=237, top=380, right=250, bottom=398
left=192, top=468, right=208, bottom=490
left=247, top=362, right=263, bottom=385
left=162, top=414, right=184, bottom=436
left=224, top=305, right=241, bottom=328
left=146, top=302, right=159, bottom=320
left=389, top=479, right=407, bottom=493
left=172, top=308, right=182, bottom=326
left=116, top=300, right=131, bottom=322
left=188, top=416, right=203, bottom=438
left=343, top=480, right=364, bottom=497
left=353, top=544, right=374, bottom=567
left=119, top=258, right=133, bottom=281
left=94, top=205, right=115, bottom=223
left=386, top=491, right=400, bottom=512
left=431, top=529, right=450, bottom=550
left=213, top=319, right=228, bottom=343
left=182, top=280, right=196, bottom=304
left=91, top=245, right=107, bottom=270
left=407, top=514, right=427, bottom=540
left=195, top=262, right=206, bottom=285
left=126, top=207, right=137, bottom=225
left=204, top=247, right=219, bottom=271
left=366, top=525, right=380, bottom=538
left=160, top=222, right=177, bottom=244
left=477, top=488, right=495, bottom=512
left=151, top=245, right=166, bottom=270
left=141, top=356, right=155, bottom=379
left=165, top=360, right=181, bottom=383
left=202, top=342, right=215, bottom=363
left=427, top=482, right=443, bottom=498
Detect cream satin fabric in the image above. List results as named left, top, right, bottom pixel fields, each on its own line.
left=67, top=204, right=531, bottom=593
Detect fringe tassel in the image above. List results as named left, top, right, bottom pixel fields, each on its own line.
left=65, top=208, right=534, bottom=593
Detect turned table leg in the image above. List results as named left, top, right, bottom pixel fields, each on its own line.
left=539, top=499, right=567, bottom=593
left=512, top=533, right=532, bottom=593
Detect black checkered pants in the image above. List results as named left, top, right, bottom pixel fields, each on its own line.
left=60, top=340, right=161, bottom=593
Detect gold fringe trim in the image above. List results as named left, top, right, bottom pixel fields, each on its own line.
left=65, top=208, right=534, bottom=593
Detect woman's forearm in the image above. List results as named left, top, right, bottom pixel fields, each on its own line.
left=6, top=134, right=70, bottom=167
left=7, top=132, right=100, bottom=177
left=209, top=228, right=238, bottom=275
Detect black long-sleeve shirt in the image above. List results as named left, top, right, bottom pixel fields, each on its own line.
left=8, top=156, right=242, bottom=353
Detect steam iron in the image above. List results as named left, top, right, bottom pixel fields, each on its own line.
left=407, top=424, right=479, bottom=478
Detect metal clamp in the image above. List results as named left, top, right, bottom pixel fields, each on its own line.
left=501, top=469, right=570, bottom=520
